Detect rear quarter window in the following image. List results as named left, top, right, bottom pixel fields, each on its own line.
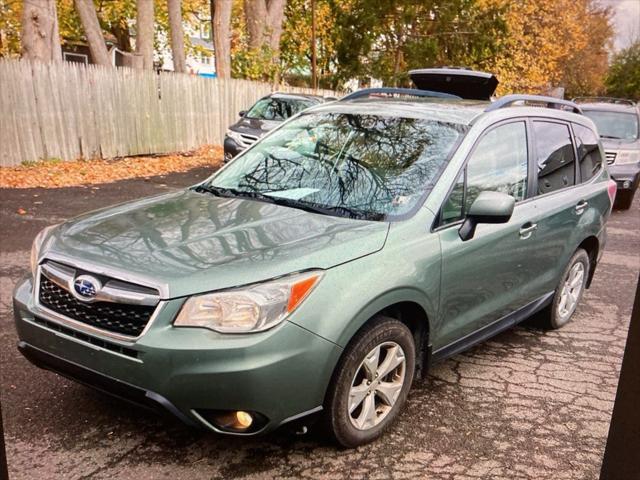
left=572, top=124, right=603, bottom=183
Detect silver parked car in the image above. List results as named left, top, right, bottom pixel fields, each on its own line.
left=575, top=97, right=640, bottom=209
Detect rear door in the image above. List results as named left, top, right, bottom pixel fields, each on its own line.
left=434, top=120, right=538, bottom=350
left=517, top=119, right=584, bottom=299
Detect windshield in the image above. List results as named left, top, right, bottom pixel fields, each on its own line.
left=202, top=112, right=467, bottom=220
left=583, top=110, right=639, bottom=140
left=245, top=97, right=316, bottom=121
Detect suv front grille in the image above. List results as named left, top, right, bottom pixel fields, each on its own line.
left=39, top=276, right=156, bottom=337
left=238, top=133, right=259, bottom=148
left=605, top=151, right=617, bottom=165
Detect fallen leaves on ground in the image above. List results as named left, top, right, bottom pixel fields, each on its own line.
left=0, top=145, right=223, bottom=189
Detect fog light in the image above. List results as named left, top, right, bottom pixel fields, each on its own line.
left=214, top=411, right=253, bottom=430
left=196, top=409, right=266, bottom=433
left=622, top=181, right=631, bottom=189
left=235, top=411, right=253, bottom=429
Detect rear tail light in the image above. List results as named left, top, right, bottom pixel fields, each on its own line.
left=607, top=180, right=617, bottom=205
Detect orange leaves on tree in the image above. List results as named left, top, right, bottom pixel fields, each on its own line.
left=485, top=0, right=613, bottom=97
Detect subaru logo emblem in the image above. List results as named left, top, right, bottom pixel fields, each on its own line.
left=73, top=275, right=101, bottom=301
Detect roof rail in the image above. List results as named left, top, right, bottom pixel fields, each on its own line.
left=485, top=94, right=582, bottom=114
left=340, top=87, right=461, bottom=101
left=572, top=96, right=636, bottom=106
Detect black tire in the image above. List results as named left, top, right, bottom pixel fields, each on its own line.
left=323, top=315, right=415, bottom=448
left=615, top=190, right=635, bottom=210
left=542, top=249, right=590, bottom=330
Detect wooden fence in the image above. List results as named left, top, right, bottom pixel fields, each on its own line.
left=0, top=59, right=338, bottom=167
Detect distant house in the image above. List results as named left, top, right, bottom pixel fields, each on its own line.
left=158, top=17, right=216, bottom=77
left=61, top=17, right=216, bottom=76
left=61, top=33, right=130, bottom=67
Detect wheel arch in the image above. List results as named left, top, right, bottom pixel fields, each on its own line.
left=334, top=290, right=434, bottom=379
left=578, top=235, right=599, bottom=288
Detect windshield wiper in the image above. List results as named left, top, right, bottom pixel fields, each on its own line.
left=193, top=184, right=227, bottom=196
left=600, top=135, right=622, bottom=140
left=194, top=184, right=381, bottom=220
left=192, top=184, right=251, bottom=198
left=194, top=184, right=284, bottom=206
left=265, top=196, right=382, bottom=220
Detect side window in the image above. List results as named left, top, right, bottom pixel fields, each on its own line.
left=440, top=171, right=465, bottom=225
left=465, top=121, right=528, bottom=210
left=533, top=121, right=576, bottom=194
left=573, top=124, right=603, bottom=183
left=438, top=121, right=528, bottom=226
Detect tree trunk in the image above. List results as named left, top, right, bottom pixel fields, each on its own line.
left=212, top=0, right=232, bottom=79
left=244, top=0, right=286, bottom=52
left=311, top=0, right=317, bottom=90
left=265, top=0, right=286, bottom=53
left=244, top=0, right=267, bottom=50
left=392, top=22, right=404, bottom=87
left=74, top=0, right=111, bottom=66
left=136, top=0, right=155, bottom=69
left=167, top=0, right=186, bottom=73
left=21, top=0, right=62, bottom=62
left=112, top=20, right=132, bottom=52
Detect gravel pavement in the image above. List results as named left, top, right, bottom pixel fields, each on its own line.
left=1, top=169, right=638, bottom=480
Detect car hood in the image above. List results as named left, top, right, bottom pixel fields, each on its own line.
left=43, top=190, right=389, bottom=298
left=231, top=117, right=281, bottom=136
left=600, top=137, right=640, bottom=151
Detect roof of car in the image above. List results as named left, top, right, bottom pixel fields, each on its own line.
left=578, top=102, right=638, bottom=114
left=305, top=95, right=593, bottom=128
left=268, top=92, right=326, bottom=102
left=306, top=97, right=489, bottom=125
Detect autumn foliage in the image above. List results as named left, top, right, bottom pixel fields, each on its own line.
left=487, top=0, right=613, bottom=96
left=0, top=0, right=624, bottom=186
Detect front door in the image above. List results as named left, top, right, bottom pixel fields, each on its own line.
left=434, top=120, right=537, bottom=351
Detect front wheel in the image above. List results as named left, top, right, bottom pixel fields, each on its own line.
left=543, top=249, right=590, bottom=329
left=324, top=316, right=415, bottom=448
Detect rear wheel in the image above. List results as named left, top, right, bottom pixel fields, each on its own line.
left=543, top=249, right=590, bottom=329
left=324, top=316, right=415, bottom=448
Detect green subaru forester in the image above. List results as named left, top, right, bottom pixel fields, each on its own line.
left=13, top=70, right=616, bottom=447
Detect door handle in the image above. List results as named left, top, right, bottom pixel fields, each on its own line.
left=575, top=200, right=588, bottom=215
left=519, top=222, right=538, bottom=239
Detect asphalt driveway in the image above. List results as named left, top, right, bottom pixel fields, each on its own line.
left=1, top=170, right=638, bottom=480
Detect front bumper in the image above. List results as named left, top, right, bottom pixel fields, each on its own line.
left=13, top=276, right=342, bottom=435
left=223, top=137, right=244, bottom=162
left=609, top=163, right=640, bottom=191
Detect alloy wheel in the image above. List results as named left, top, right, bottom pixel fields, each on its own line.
left=348, top=341, right=407, bottom=430
left=557, top=262, right=585, bottom=323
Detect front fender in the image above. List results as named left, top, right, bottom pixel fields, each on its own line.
left=288, top=215, right=441, bottom=349
left=331, top=286, right=435, bottom=348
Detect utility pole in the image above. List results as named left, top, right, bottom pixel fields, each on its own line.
left=311, top=0, right=317, bottom=90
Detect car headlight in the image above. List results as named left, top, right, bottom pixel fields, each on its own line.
left=174, top=271, right=323, bottom=333
left=616, top=151, right=640, bottom=165
left=226, top=129, right=244, bottom=144
left=30, top=224, right=59, bottom=277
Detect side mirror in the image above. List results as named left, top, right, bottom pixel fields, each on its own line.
left=458, top=191, right=515, bottom=241
left=239, top=110, right=246, bottom=117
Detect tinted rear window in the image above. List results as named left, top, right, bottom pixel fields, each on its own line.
left=573, top=124, right=603, bottom=183
left=533, top=121, right=576, bottom=195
